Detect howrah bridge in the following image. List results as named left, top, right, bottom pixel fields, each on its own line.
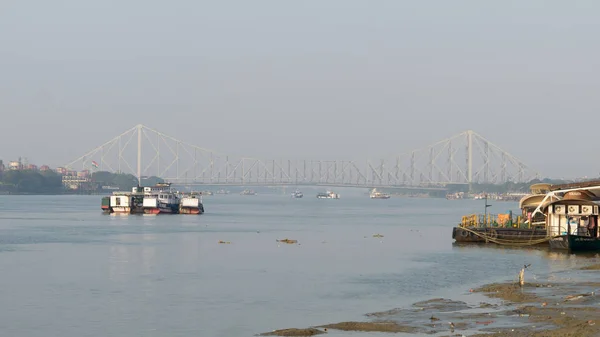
left=64, top=124, right=540, bottom=190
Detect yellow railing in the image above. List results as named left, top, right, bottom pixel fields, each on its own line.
left=460, top=213, right=530, bottom=229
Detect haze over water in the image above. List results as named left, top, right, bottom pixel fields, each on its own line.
left=0, top=192, right=597, bottom=337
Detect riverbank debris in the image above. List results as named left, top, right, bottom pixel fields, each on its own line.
left=372, top=234, right=384, bottom=238
left=277, top=239, right=298, bottom=244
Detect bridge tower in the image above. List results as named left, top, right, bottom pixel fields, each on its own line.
left=137, top=124, right=142, bottom=187
left=467, top=130, right=473, bottom=192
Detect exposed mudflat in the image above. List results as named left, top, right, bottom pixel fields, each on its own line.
left=258, top=328, right=326, bottom=336
left=318, top=321, right=420, bottom=333
left=257, top=261, right=600, bottom=336
left=579, top=263, right=600, bottom=270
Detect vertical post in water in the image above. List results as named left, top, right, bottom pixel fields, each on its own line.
left=137, top=124, right=142, bottom=187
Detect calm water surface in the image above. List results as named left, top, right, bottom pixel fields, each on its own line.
left=0, top=191, right=598, bottom=337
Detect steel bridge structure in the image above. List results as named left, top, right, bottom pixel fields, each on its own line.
left=64, top=124, right=540, bottom=189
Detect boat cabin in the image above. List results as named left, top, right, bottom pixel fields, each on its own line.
left=544, top=191, right=600, bottom=238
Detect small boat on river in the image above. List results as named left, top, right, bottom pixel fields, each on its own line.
left=370, top=188, right=390, bottom=199
left=317, top=191, right=340, bottom=199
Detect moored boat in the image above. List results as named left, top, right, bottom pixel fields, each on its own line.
left=108, top=192, right=144, bottom=214
left=179, top=194, right=205, bottom=214
left=100, top=186, right=144, bottom=214
left=141, top=183, right=180, bottom=214
left=101, top=196, right=111, bottom=213
left=452, top=188, right=553, bottom=246
left=291, top=190, right=303, bottom=198
left=543, top=192, right=600, bottom=252
left=143, top=193, right=180, bottom=214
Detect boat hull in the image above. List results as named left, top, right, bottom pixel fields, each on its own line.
left=452, top=227, right=548, bottom=244
left=180, top=207, right=203, bottom=214
left=112, top=207, right=132, bottom=214
left=144, top=208, right=174, bottom=214
left=143, top=204, right=179, bottom=214
left=549, top=235, right=600, bottom=252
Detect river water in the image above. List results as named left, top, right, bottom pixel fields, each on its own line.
left=0, top=190, right=597, bottom=337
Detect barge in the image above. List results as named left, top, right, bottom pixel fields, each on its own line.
left=453, top=184, right=554, bottom=246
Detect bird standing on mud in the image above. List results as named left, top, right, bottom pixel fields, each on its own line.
left=519, top=264, right=532, bottom=286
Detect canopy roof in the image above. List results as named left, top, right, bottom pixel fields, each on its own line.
left=529, top=181, right=600, bottom=217
left=519, top=194, right=558, bottom=210
left=549, top=180, right=600, bottom=200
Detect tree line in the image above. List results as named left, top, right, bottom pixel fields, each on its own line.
left=0, top=170, right=63, bottom=193
left=0, top=170, right=164, bottom=194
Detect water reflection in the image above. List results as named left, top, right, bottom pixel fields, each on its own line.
left=452, top=242, right=600, bottom=274
left=108, top=245, right=131, bottom=282
left=451, top=242, right=550, bottom=254
left=178, top=233, right=200, bottom=268
left=108, top=233, right=158, bottom=282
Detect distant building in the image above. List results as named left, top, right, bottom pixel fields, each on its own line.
left=8, top=161, right=21, bottom=170
left=40, top=165, right=50, bottom=171
left=62, top=175, right=92, bottom=190
left=26, top=164, right=38, bottom=171
left=77, top=170, right=90, bottom=178
left=55, top=167, right=67, bottom=175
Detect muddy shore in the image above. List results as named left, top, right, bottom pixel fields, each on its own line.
left=258, top=263, right=600, bottom=336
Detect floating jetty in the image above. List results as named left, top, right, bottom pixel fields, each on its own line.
left=101, top=183, right=204, bottom=215
left=453, top=181, right=600, bottom=251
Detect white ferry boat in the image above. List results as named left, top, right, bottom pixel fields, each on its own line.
left=370, top=188, right=391, bottom=199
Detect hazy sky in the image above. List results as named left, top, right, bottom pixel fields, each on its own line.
left=1, top=1, right=599, bottom=178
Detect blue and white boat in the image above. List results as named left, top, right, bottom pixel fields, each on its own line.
left=141, top=183, right=180, bottom=214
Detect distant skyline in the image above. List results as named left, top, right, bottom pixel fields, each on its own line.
left=2, top=0, right=599, bottom=178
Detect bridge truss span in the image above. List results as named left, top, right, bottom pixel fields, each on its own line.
left=64, top=125, right=540, bottom=187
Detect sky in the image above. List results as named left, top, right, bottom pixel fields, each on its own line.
left=1, top=0, right=599, bottom=179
